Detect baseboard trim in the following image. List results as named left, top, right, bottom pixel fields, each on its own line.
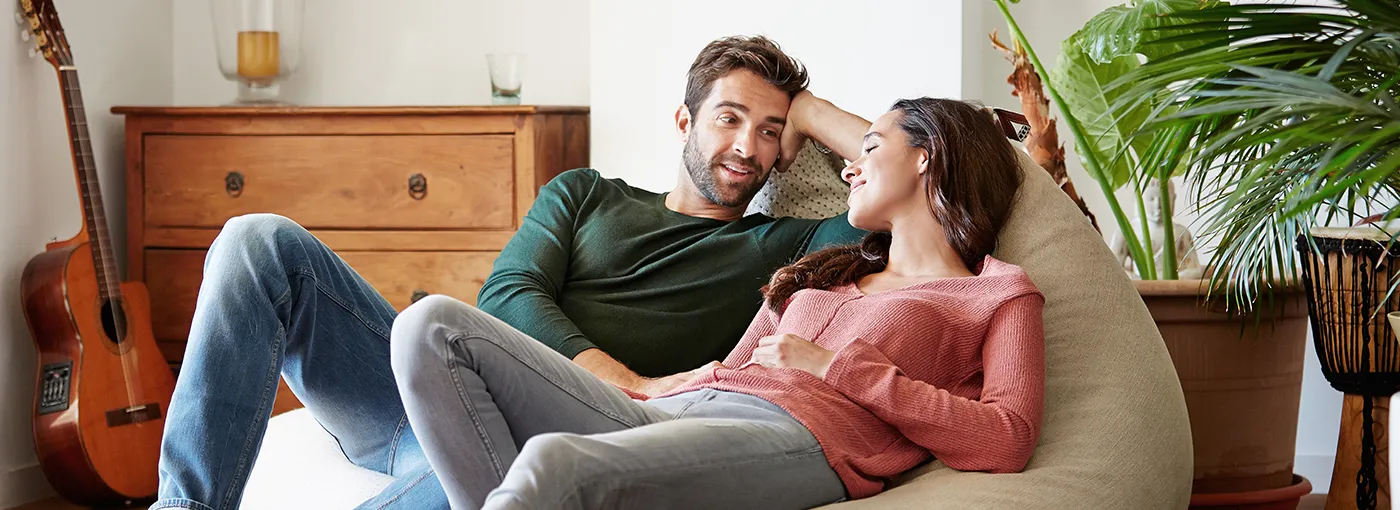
left=1296, top=453, right=1335, bottom=495
left=0, top=463, right=54, bottom=509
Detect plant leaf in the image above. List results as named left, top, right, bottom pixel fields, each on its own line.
left=1099, top=0, right=1400, bottom=309
left=1052, top=37, right=1151, bottom=189
left=1080, top=5, right=1143, bottom=64
left=1079, top=0, right=1223, bottom=64
left=1139, top=0, right=1227, bottom=61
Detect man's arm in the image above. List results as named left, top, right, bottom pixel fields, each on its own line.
left=476, top=171, right=644, bottom=392
left=575, top=348, right=712, bottom=397
left=572, top=349, right=642, bottom=387
left=476, top=170, right=591, bottom=352
left=477, top=170, right=702, bottom=396
left=778, top=92, right=876, bottom=252
left=777, top=91, right=873, bottom=172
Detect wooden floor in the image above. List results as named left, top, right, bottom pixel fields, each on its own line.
left=7, top=499, right=82, bottom=510
left=7, top=493, right=1330, bottom=510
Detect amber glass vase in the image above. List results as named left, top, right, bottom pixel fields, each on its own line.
left=210, top=0, right=304, bottom=105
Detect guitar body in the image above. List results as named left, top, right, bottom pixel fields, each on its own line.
left=21, top=241, right=175, bottom=505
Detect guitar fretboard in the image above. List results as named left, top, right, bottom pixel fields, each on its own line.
left=58, top=68, right=122, bottom=305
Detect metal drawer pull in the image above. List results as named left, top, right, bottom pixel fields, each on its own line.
left=411, top=289, right=429, bottom=303
left=225, top=172, right=244, bottom=198
left=408, top=174, right=427, bottom=200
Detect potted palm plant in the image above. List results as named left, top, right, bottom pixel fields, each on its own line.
left=994, top=0, right=1399, bottom=505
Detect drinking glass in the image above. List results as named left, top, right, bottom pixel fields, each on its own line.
left=487, top=54, right=524, bottom=105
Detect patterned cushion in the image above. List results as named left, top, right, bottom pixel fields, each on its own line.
left=745, top=140, right=850, bottom=219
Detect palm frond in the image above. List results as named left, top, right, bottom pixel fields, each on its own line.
left=1110, top=0, right=1400, bottom=310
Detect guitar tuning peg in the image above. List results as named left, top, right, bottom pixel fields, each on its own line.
left=13, top=12, right=23, bottom=25
left=20, top=29, right=30, bottom=42
left=28, top=47, right=38, bottom=58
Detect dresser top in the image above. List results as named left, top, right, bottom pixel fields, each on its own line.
left=111, top=105, right=589, bottom=116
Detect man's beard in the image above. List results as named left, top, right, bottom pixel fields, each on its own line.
left=682, top=135, right=767, bottom=208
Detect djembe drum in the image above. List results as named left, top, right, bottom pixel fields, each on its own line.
left=1299, top=227, right=1400, bottom=510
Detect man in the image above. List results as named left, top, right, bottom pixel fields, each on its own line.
left=152, top=35, right=872, bottom=510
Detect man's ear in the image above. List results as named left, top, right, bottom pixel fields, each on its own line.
left=675, top=104, right=692, bottom=143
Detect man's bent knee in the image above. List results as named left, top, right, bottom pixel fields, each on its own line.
left=218, top=213, right=304, bottom=244
left=209, top=214, right=318, bottom=264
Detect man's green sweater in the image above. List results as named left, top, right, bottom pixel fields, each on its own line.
left=477, top=168, right=864, bottom=377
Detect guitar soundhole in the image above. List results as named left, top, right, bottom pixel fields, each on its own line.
left=98, top=297, right=129, bottom=350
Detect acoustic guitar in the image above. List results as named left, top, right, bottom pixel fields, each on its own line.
left=17, top=0, right=175, bottom=505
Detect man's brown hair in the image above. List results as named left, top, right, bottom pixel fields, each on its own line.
left=684, top=36, right=810, bottom=115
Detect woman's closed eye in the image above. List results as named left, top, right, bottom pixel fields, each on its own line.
left=863, top=144, right=879, bottom=155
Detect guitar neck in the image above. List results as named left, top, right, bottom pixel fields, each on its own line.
left=57, top=68, right=122, bottom=302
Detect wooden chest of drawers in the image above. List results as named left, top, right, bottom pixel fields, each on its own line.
left=115, top=106, right=589, bottom=366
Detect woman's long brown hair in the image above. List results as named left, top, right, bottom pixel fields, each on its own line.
left=762, top=98, right=1023, bottom=312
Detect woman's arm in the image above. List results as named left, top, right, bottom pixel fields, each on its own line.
left=723, top=305, right=780, bottom=368
left=822, top=294, right=1046, bottom=473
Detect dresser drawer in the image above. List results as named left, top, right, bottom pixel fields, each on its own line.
left=342, top=251, right=497, bottom=310
left=145, top=249, right=499, bottom=360
left=143, top=135, right=516, bottom=230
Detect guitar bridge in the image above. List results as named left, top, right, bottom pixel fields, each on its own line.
left=106, top=403, right=162, bottom=427
left=38, top=361, right=72, bottom=415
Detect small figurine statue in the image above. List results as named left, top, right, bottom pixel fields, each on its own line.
left=1108, top=178, right=1205, bottom=280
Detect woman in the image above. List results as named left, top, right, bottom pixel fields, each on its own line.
left=389, top=98, right=1045, bottom=509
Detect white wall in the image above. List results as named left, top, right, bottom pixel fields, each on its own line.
left=1, top=0, right=172, bottom=507
left=172, top=0, right=589, bottom=106
left=589, top=0, right=969, bottom=192
left=972, top=0, right=1343, bottom=494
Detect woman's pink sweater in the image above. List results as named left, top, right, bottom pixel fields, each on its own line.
left=650, top=255, right=1046, bottom=499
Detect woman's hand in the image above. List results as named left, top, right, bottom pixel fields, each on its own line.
left=750, top=334, right=836, bottom=379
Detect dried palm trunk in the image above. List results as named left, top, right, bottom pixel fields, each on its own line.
left=990, top=31, right=1100, bottom=232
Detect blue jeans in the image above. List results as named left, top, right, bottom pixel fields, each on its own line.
left=391, top=295, right=848, bottom=510
left=152, top=214, right=446, bottom=510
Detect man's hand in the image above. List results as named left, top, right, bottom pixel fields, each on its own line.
left=775, top=92, right=871, bottom=173
left=573, top=348, right=726, bottom=397
left=635, top=361, right=725, bottom=398
left=776, top=90, right=820, bottom=173
left=750, top=334, right=836, bottom=380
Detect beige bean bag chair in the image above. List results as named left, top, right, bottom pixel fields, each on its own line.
left=813, top=147, right=1194, bottom=508
left=242, top=144, right=1193, bottom=508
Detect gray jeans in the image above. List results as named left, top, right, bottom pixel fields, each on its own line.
left=388, top=295, right=848, bottom=510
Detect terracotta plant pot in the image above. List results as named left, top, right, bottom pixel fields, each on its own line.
left=1137, top=280, right=1310, bottom=494
left=1190, top=475, right=1313, bottom=510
